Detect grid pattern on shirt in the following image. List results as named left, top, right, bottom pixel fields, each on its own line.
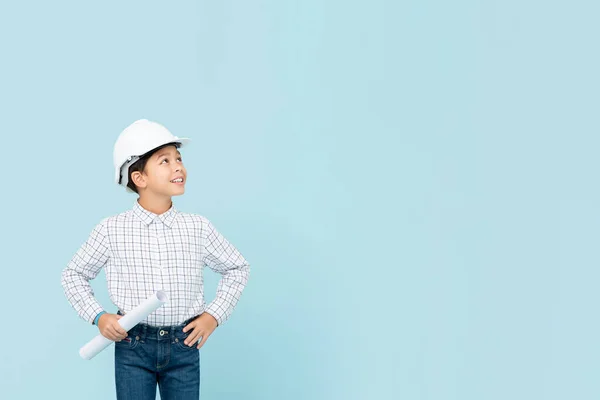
left=61, top=201, right=250, bottom=327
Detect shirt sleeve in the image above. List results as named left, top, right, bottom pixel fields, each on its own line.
left=201, top=218, right=250, bottom=326
left=61, top=219, right=110, bottom=325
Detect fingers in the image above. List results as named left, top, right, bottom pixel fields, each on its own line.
left=184, top=328, right=198, bottom=346
left=183, top=317, right=215, bottom=348
left=106, top=324, right=127, bottom=341
left=111, top=316, right=127, bottom=337
left=114, top=322, right=127, bottom=337
left=185, top=328, right=203, bottom=347
left=101, top=327, right=119, bottom=341
left=97, top=314, right=128, bottom=341
left=114, top=324, right=127, bottom=340
left=106, top=326, right=120, bottom=341
left=183, top=321, right=197, bottom=344
left=197, top=333, right=209, bottom=349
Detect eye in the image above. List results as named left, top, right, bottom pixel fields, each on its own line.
left=161, top=158, right=169, bottom=164
left=177, top=157, right=182, bottom=162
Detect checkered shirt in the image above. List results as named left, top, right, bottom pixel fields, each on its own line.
left=61, top=201, right=250, bottom=327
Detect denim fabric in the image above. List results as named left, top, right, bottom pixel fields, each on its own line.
left=114, top=314, right=200, bottom=400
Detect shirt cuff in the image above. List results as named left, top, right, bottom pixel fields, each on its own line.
left=93, top=311, right=106, bottom=326
left=204, top=302, right=225, bottom=326
left=81, top=298, right=106, bottom=325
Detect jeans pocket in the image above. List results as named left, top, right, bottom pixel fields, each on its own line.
left=115, top=334, right=140, bottom=350
left=174, top=333, right=197, bottom=351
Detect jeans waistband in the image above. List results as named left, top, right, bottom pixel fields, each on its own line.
left=117, top=310, right=196, bottom=342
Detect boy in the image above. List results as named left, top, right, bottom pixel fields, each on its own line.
left=61, top=119, right=250, bottom=400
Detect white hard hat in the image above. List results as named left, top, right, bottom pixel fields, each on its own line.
left=113, top=119, right=190, bottom=192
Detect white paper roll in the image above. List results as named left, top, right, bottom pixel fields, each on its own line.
left=79, top=291, right=169, bottom=360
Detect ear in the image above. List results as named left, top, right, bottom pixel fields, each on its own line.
left=130, top=171, right=147, bottom=190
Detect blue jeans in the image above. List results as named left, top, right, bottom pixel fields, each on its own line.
left=114, top=313, right=200, bottom=400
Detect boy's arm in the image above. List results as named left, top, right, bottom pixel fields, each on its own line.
left=201, top=218, right=250, bottom=326
left=61, top=220, right=110, bottom=325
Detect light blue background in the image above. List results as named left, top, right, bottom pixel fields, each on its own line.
left=0, top=0, right=597, bottom=399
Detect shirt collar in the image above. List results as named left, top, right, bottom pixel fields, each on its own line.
left=132, top=200, right=178, bottom=228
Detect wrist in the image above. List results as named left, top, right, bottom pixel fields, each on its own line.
left=204, top=312, right=218, bottom=328
left=93, top=311, right=106, bottom=325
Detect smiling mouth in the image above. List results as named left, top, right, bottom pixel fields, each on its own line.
left=171, top=178, right=184, bottom=183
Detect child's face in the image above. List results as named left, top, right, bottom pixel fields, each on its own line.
left=141, top=145, right=187, bottom=197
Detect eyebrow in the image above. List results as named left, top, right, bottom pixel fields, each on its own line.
left=156, top=151, right=182, bottom=159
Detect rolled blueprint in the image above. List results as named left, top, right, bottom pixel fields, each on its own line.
left=79, top=290, right=169, bottom=360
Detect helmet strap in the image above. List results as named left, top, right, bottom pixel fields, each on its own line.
left=119, top=155, right=141, bottom=186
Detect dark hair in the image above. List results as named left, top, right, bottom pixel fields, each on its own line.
left=126, top=142, right=181, bottom=193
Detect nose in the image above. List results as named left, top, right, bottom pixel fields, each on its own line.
left=174, top=160, right=184, bottom=173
